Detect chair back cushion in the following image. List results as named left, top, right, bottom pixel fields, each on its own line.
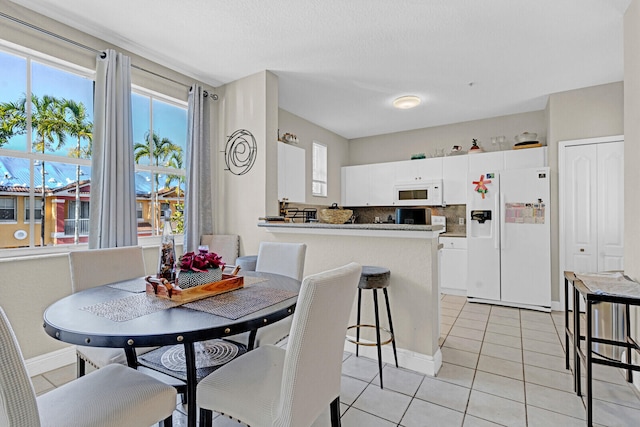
left=69, top=246, right=146, bottom=293
left=255, top=242, right=307, bottom=281
left=276, top=262, right=361, bottom=427
left=0, top=307, right=41, bottom=426
left=200, top=235, right=239, bottom=265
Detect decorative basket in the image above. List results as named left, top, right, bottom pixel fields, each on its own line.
left=319, top=208, right=353, bottom=224
left=176, top=268, right=223, bottom=289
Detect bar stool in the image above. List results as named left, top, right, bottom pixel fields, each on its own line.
left=346, top=266, right=398, bottom=389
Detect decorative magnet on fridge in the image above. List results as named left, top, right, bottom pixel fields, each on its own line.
left=473, top=174, right=492, bottom=199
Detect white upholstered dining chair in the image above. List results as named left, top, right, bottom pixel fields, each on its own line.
left=197, top=262, right=361, bottom=427
left=199, top=234, right=239, bottom=266
left=231, top=242, right=307, bottom=350
left=69, top=246, right=157, bottom=376
left=0, top=306, right=177, bottom=427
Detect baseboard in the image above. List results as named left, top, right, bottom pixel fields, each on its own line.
left=25, top=346, right=76, bottom=377
left=344, top=337, right=442, bottom=376
left=551, top=300, right=563, bottom=312
left=441, top=287, right=467, bottom=297
left=467, top=297, right=551, bottom=313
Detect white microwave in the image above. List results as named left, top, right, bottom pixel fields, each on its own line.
left=394, top=180, right=443, bottom=206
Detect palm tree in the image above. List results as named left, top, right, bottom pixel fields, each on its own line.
left=0, top=100, right=27, bottom=146
left=62, top=99, right=93, bottom=244
left=0, top=94, right=68, bottom=245
left=134, top=131, right=183, bottom=231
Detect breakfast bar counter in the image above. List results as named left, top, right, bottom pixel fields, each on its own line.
left=259, top=221, right=443, bottom=375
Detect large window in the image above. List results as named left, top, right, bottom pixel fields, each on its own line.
left=132, top=91, right=187, bottom=234
left=0, top=41, right=187, bottom=249
left=312, top=141, right=328, bottom=197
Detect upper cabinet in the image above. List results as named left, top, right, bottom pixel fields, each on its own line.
left=341, top=147, right=547, bottom=207
left=341, top=162, right=395, bottom=206
left=394, top=157, right=443, bottom=183
left=442, top=155, right=468, bottom=205
left=278, top=142, right=306, bottom=203
left=504, top=146, right=547, bottom=169
left=467, top=151, right=504, bottom=172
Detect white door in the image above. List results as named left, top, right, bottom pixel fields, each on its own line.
left=563, top=140, right=624, bottom=275
left=564, top=144, right=599, bottom=275
left=597, top=142, right=624, bottom=271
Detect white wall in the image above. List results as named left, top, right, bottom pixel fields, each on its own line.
left=215, top=71, right=279, bottom=256
left=624, top=0, right=640, bottom=387
left=546, top=82, right=624, bottom=302
left=348, top=110, right=547, bottom=165
left=278, top=109, right=350, bottom=206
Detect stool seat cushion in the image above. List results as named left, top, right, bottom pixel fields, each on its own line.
left=359, top=266, right=390, bottom=289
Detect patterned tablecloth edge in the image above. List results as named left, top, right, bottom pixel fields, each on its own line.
left=575, top=272, right=640, bottom=299
left=82, top=277, right=295, bottom=322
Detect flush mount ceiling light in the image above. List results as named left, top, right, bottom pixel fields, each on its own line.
left=393, top=95, right=421, bottom=109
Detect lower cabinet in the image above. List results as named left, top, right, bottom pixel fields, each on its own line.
left=439, top=237, right=467, bottom=295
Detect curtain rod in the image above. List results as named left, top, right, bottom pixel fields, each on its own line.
left=0, top=10, right=192, bottom=89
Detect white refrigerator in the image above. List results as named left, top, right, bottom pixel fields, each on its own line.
left=466, top=167, right=551, bottom=310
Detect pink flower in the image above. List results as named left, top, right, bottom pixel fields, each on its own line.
left=178, top=250, right=225, bottom=272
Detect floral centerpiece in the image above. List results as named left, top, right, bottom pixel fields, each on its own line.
left=175, top=248, right=225, bottom=289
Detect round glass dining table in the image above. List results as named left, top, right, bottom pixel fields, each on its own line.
left=43, top=271, right=300, bottom=427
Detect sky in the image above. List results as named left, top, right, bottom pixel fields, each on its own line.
left=0, top=48, right=187, bottom=162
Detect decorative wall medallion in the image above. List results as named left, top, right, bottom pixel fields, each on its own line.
left=224, top=129, right=257, bottom=175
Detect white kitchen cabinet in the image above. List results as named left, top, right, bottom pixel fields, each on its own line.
left=394, top=157, right=442, bottom=183
left=439, top=237, right=467, bottom=295
left=342, top=164, right=370, bottom=206
left=467, top=151, right=504, bottom=172
left=504, top=146, right=547, bottom=169
left=442, top=155, right=468, bottom=205
left=278, top=142, right=306, bottom=203
left=342, top=162, right=395, bottom=206
left=369, top=162, right=396, bottom=206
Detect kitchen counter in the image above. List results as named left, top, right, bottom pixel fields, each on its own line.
left=258, top=222, right=443, bottom=239
left=260, top=221, right=442, bottom=376
left=440, top=232, right=467, bottom=238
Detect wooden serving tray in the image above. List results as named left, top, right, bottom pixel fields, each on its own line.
left=145, top=274, right=244, bottom=303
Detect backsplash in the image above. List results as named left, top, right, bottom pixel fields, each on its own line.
left=282, top=202, right=467, bottom=235
left=350, top=205, right=466, bottom=234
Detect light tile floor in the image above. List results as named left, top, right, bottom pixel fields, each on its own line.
left=32, top=294, right=640, bottom=426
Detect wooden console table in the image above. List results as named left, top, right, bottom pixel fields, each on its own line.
left=564, top=271, right=640, bottom=426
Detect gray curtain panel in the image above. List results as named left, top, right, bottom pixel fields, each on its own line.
left=183, top=84, right=213, bottom=253
left=89, top=49, right=138, bottom=249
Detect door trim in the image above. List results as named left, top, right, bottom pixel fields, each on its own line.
left=558, top=135, right=624, bottom=310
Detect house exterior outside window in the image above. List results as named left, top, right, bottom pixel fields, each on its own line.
left=0, top=197, right=16, bottom=221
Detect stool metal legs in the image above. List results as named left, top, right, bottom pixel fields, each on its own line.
left=383, top=288, right=399, bottom=369
left=350, top=288, right=398, bottom=389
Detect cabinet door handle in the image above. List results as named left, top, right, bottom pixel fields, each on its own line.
left=580, top=248, right=585, bottom=252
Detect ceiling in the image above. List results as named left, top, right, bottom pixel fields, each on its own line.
left=12, top=0, right=631, bottom=139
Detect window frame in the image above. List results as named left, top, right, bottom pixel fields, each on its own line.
left=0, top=39, right=188, bottom=255
left=0, top=197, right=17, bottom=222
left=24, top=197, right=42, bottom=221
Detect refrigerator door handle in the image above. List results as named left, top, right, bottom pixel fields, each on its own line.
left=494, top=194, right=500, bottom=250
left=500, top=194, right=506, bottom=250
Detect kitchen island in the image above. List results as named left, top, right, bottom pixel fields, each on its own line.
left=259, top=222, right=443, bottom=375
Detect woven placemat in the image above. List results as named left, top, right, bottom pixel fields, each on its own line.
left=138, top=339, right=247, bottom=382
left=184, top=286, right=297, bottom=320
left=80, top=293, right=179, bottom=322
left=107, top=277, right=147, bottom=293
